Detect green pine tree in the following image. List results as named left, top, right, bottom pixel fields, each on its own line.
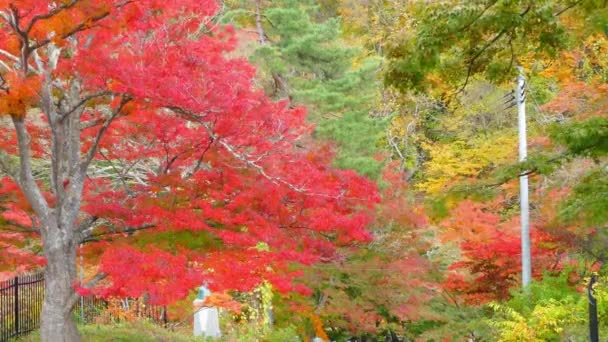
left=222, top=0, right=388, bottom=179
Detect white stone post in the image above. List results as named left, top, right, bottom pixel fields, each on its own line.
left=193, top=286, right=221, bottom=338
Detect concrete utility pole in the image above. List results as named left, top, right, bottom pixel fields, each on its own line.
left=516, top=66, right=531, bottom=288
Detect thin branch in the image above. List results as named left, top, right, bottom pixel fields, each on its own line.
left=80, top=95, right=132, bottom=173
left=185, top=136, right=215, bottom=179
left=456, top=4, right=532, bottom=94
left=458, top=0, right=499, bottom=33
left=167, top=106, right=308, bottom=192
left=65, top=272, right=107, bottom=314
left=97, top=150, right=136, bottom=197
left=79, top=118, right=105, bottom=130
left=0, top=59, right=13, bottom=72
left=11, top=116, right=50, bottom=219
left=7, top=5, right=31, bottom=74
left=160, top=139, right=212, bottom=175
left=30, top=0, right=136, bottom=50
left=457, top=28, right=508, bottom=94
left=0, top=48, right=20, bottom=64
left=554, top=0, right=585, bottom=17
left=80, top=223, right=156, bottom=244
left=75, top=216, right=98, bottom=234
left=386, top=128, right=405, bottom=162
left=0, top=219, right=40, bottom=233
left=507, top=35, right=516, bottom=73
left=166, top=106, right=372, bottom=201
left=24, top=0, right=81, bottom=34
left=60, top=91, right=117, bottom=122
left=239, top=9, right=278, bottom=29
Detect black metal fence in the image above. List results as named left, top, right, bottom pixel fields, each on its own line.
left=0, top=273, right=44, bottom=341
left=0, top=272, right=168, bottom=341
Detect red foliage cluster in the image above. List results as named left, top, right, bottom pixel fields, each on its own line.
left=0, top=0, right=379, bottom=305
left=442, top=201, right=565, bottom=304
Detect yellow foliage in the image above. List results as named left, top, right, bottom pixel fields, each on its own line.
left=337, top=0, right=412, bottom=48
left=388, top=115, right=412, bottom=138
left=488, top=303, right=538, bottom=342
left=95, top=298, right=138, bottom=324
left=488, top=300, right=584, bottom=342
left=417, top=134, right=517, bottom=194
left=541, top=34, right=608, bottom=83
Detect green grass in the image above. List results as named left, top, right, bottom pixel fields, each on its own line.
left=18, top=321, right=205, bottom=342
left=17, top=320, right=301, bottom=341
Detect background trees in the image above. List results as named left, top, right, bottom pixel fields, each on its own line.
left=223, top=0, right=389, bottom=180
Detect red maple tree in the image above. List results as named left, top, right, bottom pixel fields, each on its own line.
left=441, top=201, right=565, bottom=304
left=0, top=1, right=378, bottom=340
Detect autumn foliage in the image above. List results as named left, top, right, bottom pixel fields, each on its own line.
left=441, top=200, right=566, bottom=304
left=0, top=0, right=378, bottom=319
left=2, top=0, right=607, bottom=340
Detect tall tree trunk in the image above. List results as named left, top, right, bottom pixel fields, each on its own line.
left=255, top=0, right=266, bottom=45
left=40, top=225, right=81, bottom=342
left=6, top=24, right=102, bottom=342
left=253, top=0, right=290, bottom=99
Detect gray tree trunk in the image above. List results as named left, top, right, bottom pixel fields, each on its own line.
left=40, top=237, right=81, bottom=342
left=0, top=42, right=123, bottom=341
left=0, top=6, right=136, bottom=340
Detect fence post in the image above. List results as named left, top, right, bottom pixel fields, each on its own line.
left=14, top=276, right=19, bottom=337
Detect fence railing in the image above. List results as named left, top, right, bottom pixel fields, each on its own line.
left=0, top=273, right=44, bottom=341
left=0, top=272, right=167, bottom=341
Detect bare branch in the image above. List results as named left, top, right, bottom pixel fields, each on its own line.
left=554, top=0, right=585, bottom=17
left=61, top=91, right=118, bottom=122
left=456, top=4, right=532, bottom=94
left=80, top=95, right=132, bottom=173
left=80, top=223, right=156, bottom=244
left=96, top=150, right=136, bottom=196
left=386, top=128, right=405, bottom=162
left=11, top=116, right=50, bottom=219
left=79, top=118, right=105, bottom=130
left=0, top=48, right=20, bottom=64
left=0, top=217, right=40, bottom=233
left=24, top=0, right=81, bottom=34
left=166, top=106, right=308, bottom=192
left=458, top=1, right=499, bottom=33
left=184, top=136, right=215, bottom=179
left=65, top=272, right=107, bottom=314
left=31, top=1, right=136, bottom=51
left=75, top=216, right=98, bottom=234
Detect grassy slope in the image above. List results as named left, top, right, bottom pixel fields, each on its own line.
left=18, top=321, right=204, bottom=342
